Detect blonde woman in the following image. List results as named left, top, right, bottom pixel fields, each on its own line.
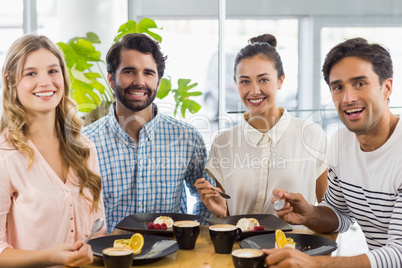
left=0, top=34, right=106, bottom=267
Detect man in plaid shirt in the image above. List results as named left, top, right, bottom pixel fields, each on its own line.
left=83, top=33, right=214, bottom=232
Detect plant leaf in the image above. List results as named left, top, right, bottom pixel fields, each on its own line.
left=85, top=32, right=101, bottom=44
left=114, top=18, right=162, bottom=42
left=181, top=99, right=201, bottom=117
left=137, top=18, right=163, bottom=43
left=70, top=66, right=94, bottom=84
left=157, top=77, right=172, bottom=99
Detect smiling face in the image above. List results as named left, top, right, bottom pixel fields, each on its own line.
left=16, top=48, right=64, bottom=117
left=235, top=55, right=284, bottom=119
left=109, top=49, right=159, bottom=116
left=329, top=56, right=392, bottom=135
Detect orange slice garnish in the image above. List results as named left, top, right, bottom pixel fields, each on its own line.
left=275, top=229, right=286, bottom=248
left=129, top=233, right=144, bottom=255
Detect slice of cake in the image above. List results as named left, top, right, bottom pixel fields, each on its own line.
left=236, top=218, right=260, bottom=231
left=153, top=216, right=174, bottom=228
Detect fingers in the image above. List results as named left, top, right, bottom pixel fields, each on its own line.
left=264, top=248, right=294, bottom=266
left=272, top=189, right=301, bottom=203
left=276, top=204, right=294, bottom=218
left=195, top=178, right=220, bottom=197
left=195, top=178, right=211, bottom=191
left=66, top=242, right=93, bottom=266
left=195, top=178, right=206, bottom=185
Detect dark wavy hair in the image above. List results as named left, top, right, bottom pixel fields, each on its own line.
left=106, top=33, right=167, bottom=80
left=322, top=37, right=393, bottom=85
left=234, top=33, right=284, bottom=81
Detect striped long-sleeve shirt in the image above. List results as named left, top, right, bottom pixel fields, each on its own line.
left=320, top=119, right=402, bottom=268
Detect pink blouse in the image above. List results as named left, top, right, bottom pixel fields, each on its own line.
left=0, top=133, right=107, bottom=254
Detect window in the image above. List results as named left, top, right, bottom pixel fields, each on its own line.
left=153, top=19, right=298, bottom=146
left=0, top=0, right=23, bottom=74
left=320, top=27, right=402, bottom=136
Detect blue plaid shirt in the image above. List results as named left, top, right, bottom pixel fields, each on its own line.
left=83, top=103, right=214, bottom=232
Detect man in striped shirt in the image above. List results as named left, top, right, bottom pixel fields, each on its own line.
left=83, top=33, right=214, bottom=232
left=265, top=38, right=402, bottom=267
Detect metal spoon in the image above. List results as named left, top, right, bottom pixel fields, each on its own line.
left=84, top=218, right=104, bottom=243
left=274, top=198, right=285, bottom=210
left=211, top=187, right=231, bottom=199
left=205, top=169, right=231, bottom=199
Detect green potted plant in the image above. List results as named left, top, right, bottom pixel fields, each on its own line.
left=57, top=18, right=202, bottom=124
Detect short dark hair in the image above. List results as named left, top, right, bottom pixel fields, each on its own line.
left=322, top=37, right=393, bottom=85
left=106, top=33, right=167, bottom=79
left=234, top=33, right=284, bottom=81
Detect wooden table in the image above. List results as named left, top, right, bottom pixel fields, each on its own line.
left=84, top=226, right=338, bottom=268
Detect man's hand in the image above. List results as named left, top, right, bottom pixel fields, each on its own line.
left=263, top=248, right=320, bottom=268
left=272, top=189, right=339, bottom=233
left=263, top=248, right=371, bottom=268
left=272, top=189, right=314, bottom=226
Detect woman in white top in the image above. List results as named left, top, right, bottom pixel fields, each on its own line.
left=0, top=34, right=106, bottom=267
left=195, top=34, right=328, bottom=218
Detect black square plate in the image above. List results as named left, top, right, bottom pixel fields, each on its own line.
left=208, top=214, right=292, bottom=240
left=115, top=213, right=202, bottom=236
left=88, top=234, right=178, bottom=265
left=240, top=233, right=337, bottom=256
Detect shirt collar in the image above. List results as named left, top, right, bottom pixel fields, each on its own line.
left=242, top=107, right=292, bottom=145
left=107, top=102, right=161, bottom=143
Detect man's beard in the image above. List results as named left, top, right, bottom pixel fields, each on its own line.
left=114, top=83, right=157, bottom=112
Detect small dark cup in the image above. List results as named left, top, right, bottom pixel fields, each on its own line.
left=232, top=248, right=267, bottom=268
left=102, top=247, right=134, bottom=268
left=209, top=224, right=242, bottom=254
left=173, top=220, right=200, bottom=250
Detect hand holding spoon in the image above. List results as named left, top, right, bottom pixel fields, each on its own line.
left=205, top=169, right=231, bottom=199
left=273, top=198, right=285, bottom=210
left=211, top=187, right=231, bottom=199
left=84, top=218, right=104, bottom=243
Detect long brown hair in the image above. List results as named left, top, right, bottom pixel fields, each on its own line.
left=1, top=34, right=102, bottom=212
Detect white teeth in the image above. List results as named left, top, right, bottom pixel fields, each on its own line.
left=128, top=92, right=145, bottom=96
left=34, top=92, right=54, bottom=97
left=346, top=108, right=363, bottom=114
left=250, top=98, right=263, bottom=103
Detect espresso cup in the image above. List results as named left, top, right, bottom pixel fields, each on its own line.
left=209, top=224, right=242, bottom=254
left=102, top=247, right=134, bottom=268
left=173, top=220, right=200, bottom=250
left=232, top=248, right=267, bottom=268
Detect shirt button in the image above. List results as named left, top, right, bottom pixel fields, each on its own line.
left=139, top=203, right=143, bottom=208
left=71, top=230, right=74, bottom=233
left=139, top=177, right=143, bottom=182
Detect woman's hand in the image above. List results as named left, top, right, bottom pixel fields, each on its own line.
left=195, top=178, right=227, bottom=217
left=0, top=241, right=93, bottom=267
left=46, top=240, right=93, bottom=267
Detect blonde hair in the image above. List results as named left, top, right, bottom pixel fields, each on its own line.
left=1, top=34, right=102, bottom=212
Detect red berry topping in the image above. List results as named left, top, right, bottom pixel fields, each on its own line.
left=258, top=225, right=264, bottom=231
left=148, top=222, right=154, bottom=229
left=253, top=226, right=259, bottom=231
left=154, top=223, right=161, bottom=230
left=161, top=223, right=167, bottom=230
